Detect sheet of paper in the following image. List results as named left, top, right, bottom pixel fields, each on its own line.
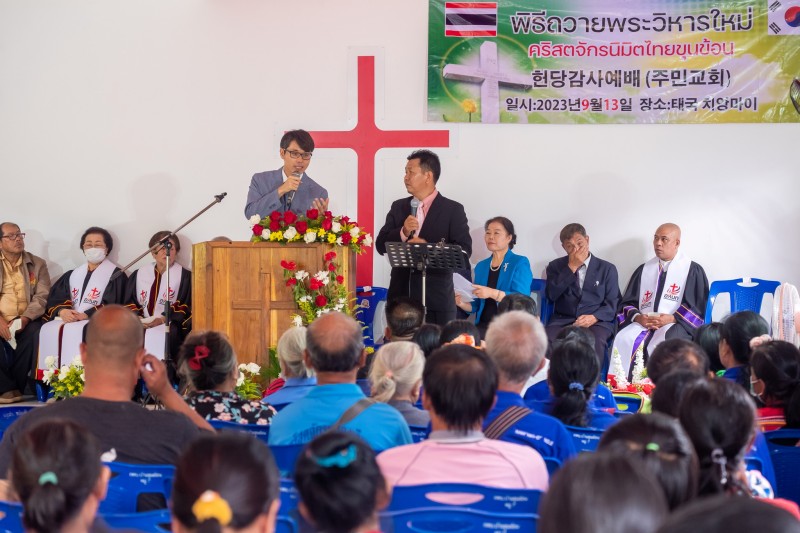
left=453, top=273, right=474, bottom=303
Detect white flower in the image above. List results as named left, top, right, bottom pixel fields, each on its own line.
left=316, top=310, right=323, bottom=317
left=292, top=315, right=304, bottom=327
left=238, top=363, right=248, bottom=372
left=236, top=372, right=244, bottom=387
left=299, top=295, right=312, bottom=303
left=304, top=232, right=317, bottom=243
left=80, top=372, right=85, bottom=382
left=249, top=214, right=261, bottom=225
left=59, top=365, right=70, bottom=376
left=44, top=356, right=57, bottom=369
left=336, top=237, right=343, bottom=246
left=349, top=227, right=360, bottom=238
left=295, top=270, right=309, bottom=281
left=313, top=271, right=330, bottom=286
left=283, top=226, right=298, bottom=240
left=42, top=369, right=55, bottom=384
left=338, top=298, right=347, bottom=304
left=363, top=234, right=373, bottom=247
left=331, top=221, right=342, bottom=233
left=247, top=363, right=260, bottom=374
left=334, top=304, right=343, bottom=312
left=73, top=355, right=82, bottom=366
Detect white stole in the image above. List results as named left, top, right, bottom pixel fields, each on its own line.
left=611, top=251, right=692, bottom=379
left=69, top=260, right=117, bottom=313
left=135, top=263, right=183, bottom=318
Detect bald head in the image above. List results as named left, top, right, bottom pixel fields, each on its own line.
left=485, top=311, right=548, bottom=386
left=84, top=305, right=144, bottom=367
left=306, top=312, right=365, bottom=372
left=654, top=223, right=681, bottom=261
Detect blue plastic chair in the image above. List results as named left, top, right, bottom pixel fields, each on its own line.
left=765, top=429, right=800, bottom=505
left=543, top=456, right=562, bottom=476
left=270, top=444, right=305, bottom=477
left=276, top=478, right=300, bottom=533
left=704, top=278, right=781, bottom=324
left=0, top=500, right=23, bottom=531
left=100, top=462, right=175, bottom=514
left=613, top=393, right=643, bottom=414
left=101, top=509, right=171, bottom=532
left=409, top=425, right=430, bottom=443
left=209, top=419, right=270, bottom=444
left=382, top=483, right=542, bottom=533
left=356, top=378, right=372, bottom=397
left=566, top=426, right=605, bottom=452
left=356, top=286, right=388, bottom=346
left=0, top=405, right=36, bottom=441
left=530, top=279, right=552, bottom=325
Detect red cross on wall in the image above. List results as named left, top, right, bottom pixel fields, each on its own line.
left=308, top=56, right=450, bottom=287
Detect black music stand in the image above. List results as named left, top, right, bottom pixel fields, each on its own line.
left=385, top=241, right=468, bottom=317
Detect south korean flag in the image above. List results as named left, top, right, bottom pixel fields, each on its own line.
left=767, top=0, right=800, bottom=35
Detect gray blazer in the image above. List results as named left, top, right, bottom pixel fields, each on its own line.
left=244, top=167, right=329, bottom=218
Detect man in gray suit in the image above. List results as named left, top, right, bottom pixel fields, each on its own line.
left=244, top=129, right=329, bottom=218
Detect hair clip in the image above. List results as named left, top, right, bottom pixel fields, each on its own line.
left=749, top=334, right=772, bottom=349
left=192, top=490, right=233, bottom=527
left=312, top=444, right=358, bottom=469
left=449, top=334, right=476, bottom=347
left=38, top=471, right=58, bottom=486
left=711, top=448, right=728, bottom=486
left=189, top=345, right=210, bottom=371
left=568, top=382, right=584, bottom=391
left=645, top=443, right=660, bottom=452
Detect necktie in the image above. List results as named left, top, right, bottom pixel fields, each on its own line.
left=416, top=202, right=426, bottom=231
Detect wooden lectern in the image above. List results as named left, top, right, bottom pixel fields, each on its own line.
left=192, top=241, right=357, bottom=367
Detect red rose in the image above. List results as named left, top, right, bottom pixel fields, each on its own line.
left=269, top=220, right=280, bottom=231
left=286, top=278, right=297, bottom=287
left=324, top=211, right=333, bottom=219
left=328, top=262, right=337, bottom=272
left=626, top=384, right=638, bottom=393
left=280, top=260, right=296, bottom=271
left=322, top=219, right=332, bottom=231
left=349, top=221, right=357, bottom=227
left=324, top=251, right=337, bottom=261
left=269, top=211, right=282, bottom=222
left=309, top=279, right=322, bottom=290
left=252, top=224, right=263, bottom=236
left=283, top=211, right=297, bottom=224
left=341, top=233, right=352, bottom=244
left=306, top=209, right=319, bottom=220
left=340, top=216, right=350, bottom=225
left=357, top=234, right=365, bottom=243
left=641, top=384, right=654, bottom=395
left=295, top=221, right=308, bottom=234
left=607, top=376, right=618, bottom=389
left=315, top=295, right=328, bottom=307
left=336, top=275, right=344, bottom=284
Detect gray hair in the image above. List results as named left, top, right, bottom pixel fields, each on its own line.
left=277, top=326, right=313, bottom=378
left=368, top=341, right=425, bottom=403
left=485, top=311, right=548, bottom=384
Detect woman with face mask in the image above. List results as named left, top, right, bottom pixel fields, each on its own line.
left=38, top=227, right=127, bottom=374
left=749, top=339, right=800, bottom=432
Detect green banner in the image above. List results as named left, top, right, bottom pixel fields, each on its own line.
left=428, top=1, right=800, bottom=123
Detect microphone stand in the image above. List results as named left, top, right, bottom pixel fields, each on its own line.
left=114, top=192, right=227, bottom=398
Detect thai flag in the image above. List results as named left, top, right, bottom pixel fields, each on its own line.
left=445, top=2, right=498, bottom=37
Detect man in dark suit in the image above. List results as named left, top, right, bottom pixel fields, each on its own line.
left=545, top=223, right=620, bottom=366
left=376, top=150, right=472, bottom=325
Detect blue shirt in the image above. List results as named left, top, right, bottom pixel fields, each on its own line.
left=526, top=398, right=618, bottom=430
left=483, top=391, right=577, bottom=465
left=268, top=383, right=412, bottom=450
left=263, top=376, right=317, bottom=409
left=721, top=366, right=745, bottom=383
left=523, top=381, right=617, bottom=412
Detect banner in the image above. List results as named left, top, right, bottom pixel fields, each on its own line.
left=427, top=1, right=800, bottom=123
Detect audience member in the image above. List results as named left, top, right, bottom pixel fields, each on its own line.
left=719, top=311, right=769, bottom=389
left=377, top=344, right=548, bottom=490
left=384, top=297, right=424, bottom=342
left=646, top=339, right=710, bottom=385
left=483, top=312, right=576, bottom=464
left=497, top=293, right=537, bottom=316
left=179, top=331, right=276, bottom=425
left=11, top=419, right=110, bottom=533
left=598, top=412, right=698, bottom=510
left=295, top=431, right=389, bottom=533
left=263, top=326, right=315, bottom=407
left=696, top=322, right=724, bottom=373
left=268, top=312, right=411, bottom=450
left=440, top=319, right=481, bottom=346
left=0, top=305, right=206, bottom=476
left=0, top=221, right=50, bottom=402
left=750, top=340, right=800, bottom=431
left=411, top=323, right=441, bottom=359
left=650, top=370, right=706, bottom=418
left=171, top=432, right=280, bottom=533
left=369, top=341, right=428, bottom=426
left=527, top=339, right=616, bottom=429
left=539, top=453, right=668, bottom=533
left=656, top=494, right=800, bottom=533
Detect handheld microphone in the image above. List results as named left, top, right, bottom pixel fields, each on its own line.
left=408, top=198, right=420, bottom=239
left=286, top=172, right=302, bottom=210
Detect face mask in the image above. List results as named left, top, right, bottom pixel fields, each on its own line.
left=84, top=248, right=107, bottom=264
left=749, top=378, right=762, bottom=401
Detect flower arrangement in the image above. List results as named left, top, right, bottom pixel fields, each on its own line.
left=607, top=346, right=654, bottom=395
left=42, top=356, right=85, bottom=400
left=235, top=362, right=264, bottom=401
left=249, top=209, right=373, bottom=254
left=282, top=251, right=355, bottom=326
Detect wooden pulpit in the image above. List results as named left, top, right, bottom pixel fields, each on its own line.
left=192, top=241, right=357, bottom=367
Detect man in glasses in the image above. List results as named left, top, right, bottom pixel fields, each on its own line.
left=0, top=222, right=51, bottom=402
left=245, top=129, right=330, bottom=218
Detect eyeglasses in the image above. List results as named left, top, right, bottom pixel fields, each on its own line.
left=1, top=233, right=25, bottom=241
left=284, top=149, right=313, bottom=160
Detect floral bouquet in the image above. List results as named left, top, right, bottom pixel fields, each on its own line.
left=42, top=356, right=85, bottom=400
left=281, top=250, right=354, bottom=326
left=249, top=209, right=372, bottom=254
left=235, top=362, right=264, bottom=401
left=607, top=346, right=654, bottom=396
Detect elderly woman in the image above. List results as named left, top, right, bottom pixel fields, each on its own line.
left=262, top=326, right=316, bottom=409
left=369, top=341, right=428, bottom=426
left=39, top=226, right=127, bottom=373
left=456, top=217, right=533, bottom=337
left=179, top=331, right=276, bottom=424
left=124, top=230, right=192, bottom=358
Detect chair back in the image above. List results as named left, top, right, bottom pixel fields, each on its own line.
left=383, top=483, right=542, bottom=532
left=270, top=444, right=306, bottom=477
left=356, top=379, right=372, bottom=397
left=566, top=426, right=605, bottom=452
left=0, top=500, right=23, bottom=531
left=612, top=392, right=643, bottom=414
left=705, top=278, right=780, bottom=324
left=276, top=478, right=300, bottom=533
left=765, top=429, right=800, bottom=505
left=356, top=286, right=388, bottom=346
left=530, top=279, right=551, bottom=325
left=101, top=509, right=171, bottom=532
left=0, top=405, right=36, bottom=440
left=209, top=419, right=270, bottom=444
left=100, top=462, right=175, bottom=514
left=543, top=456, right=562, bottom=476
left=409, top=425, right=430, bottom=443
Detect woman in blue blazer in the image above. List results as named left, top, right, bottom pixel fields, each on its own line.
left=456, top=217, right=533, bottom=335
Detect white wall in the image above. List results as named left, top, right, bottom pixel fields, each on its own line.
left=2, top=0, right=799, bottom=294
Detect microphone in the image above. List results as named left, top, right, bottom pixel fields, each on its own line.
left=408, top=198, right=420, bottom=239
left=286, top=172, right=302, bottom=210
